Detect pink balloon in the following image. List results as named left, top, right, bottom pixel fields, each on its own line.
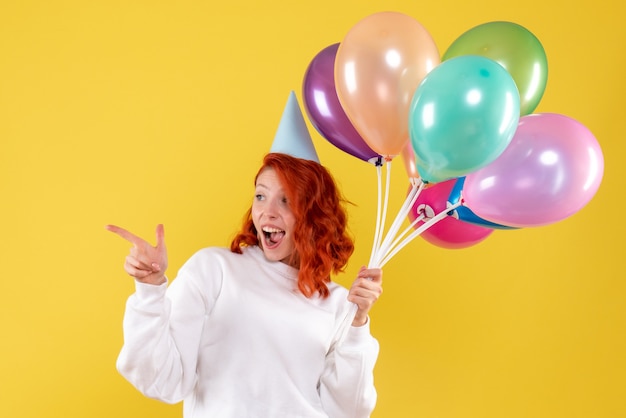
left=408, top=181, right=493, bottom=249
left=463, top=113, right=604, bottom=227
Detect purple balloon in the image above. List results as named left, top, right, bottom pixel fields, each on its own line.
left=463, top=113, right=604, bottom=227
left=302, top=43, right=380, bottom=163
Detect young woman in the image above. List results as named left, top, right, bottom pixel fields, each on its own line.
left=107, top=152, right=383, bottom=417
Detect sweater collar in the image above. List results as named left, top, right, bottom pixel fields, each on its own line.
left=245, top=245, right=299, bottom=281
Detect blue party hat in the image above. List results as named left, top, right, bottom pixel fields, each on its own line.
left=270, top=91, right=320, bottom=163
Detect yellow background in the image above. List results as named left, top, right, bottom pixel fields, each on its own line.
left=1, top=1, right=623, bottom=417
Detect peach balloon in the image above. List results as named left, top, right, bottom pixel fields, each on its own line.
left=335, top=12, right=440, bottom=158
left=400, top=141, right=419, bottom=180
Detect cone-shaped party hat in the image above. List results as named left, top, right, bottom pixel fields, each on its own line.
left=270, top=91, right=320, bottom=163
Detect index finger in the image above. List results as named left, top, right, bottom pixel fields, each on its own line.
left=359, top=267, right=383, bottom=283
left=105, top=224, right=145, bottom=247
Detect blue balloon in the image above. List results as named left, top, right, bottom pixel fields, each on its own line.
left=448, top=177, right=518, bottom=230
left=409, top=55, right=520, bottom=183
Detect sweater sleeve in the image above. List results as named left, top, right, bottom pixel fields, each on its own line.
left=319, top=320, right=380, bottom=418
left=116, top=251, right=217, bottom=404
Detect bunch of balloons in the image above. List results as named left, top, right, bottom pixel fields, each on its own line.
left=302, top=12, right=604, bottom=255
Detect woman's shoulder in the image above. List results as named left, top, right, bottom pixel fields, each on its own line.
left=324, top=280, right=350, bottom=305
left=185, top=246, right=255, bottom=266
left=191, top=246, right=235, bottom=258
left=174, top=246, right=257, bottom=289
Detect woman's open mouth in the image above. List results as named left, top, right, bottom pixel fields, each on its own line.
left=262, top=226, right=285, bottom=249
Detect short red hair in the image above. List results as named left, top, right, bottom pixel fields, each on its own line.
left=230, top=153, right=354, bottom=298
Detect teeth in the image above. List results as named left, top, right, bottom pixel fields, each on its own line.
left=262, top=226, right=284, bottom=233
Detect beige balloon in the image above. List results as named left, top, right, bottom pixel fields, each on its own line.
left=335, top=11, right=440, bottom=159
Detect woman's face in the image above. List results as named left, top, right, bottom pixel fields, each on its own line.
left=251, top=168, right=297, bottom=267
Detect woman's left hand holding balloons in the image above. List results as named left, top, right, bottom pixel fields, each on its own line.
left=348, top=267, right=383, bottom=327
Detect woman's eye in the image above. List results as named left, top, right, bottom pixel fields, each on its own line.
left=255, top=194, right=264, bottom=201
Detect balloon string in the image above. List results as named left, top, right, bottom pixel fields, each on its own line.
left=373, top=180, right=418, bottom=265
left=367, top=164, right=383, bottom=268
left=368, top=161, right=391, bottom=267
left=376, top=161, right=392, bottom=264
left=346, top=165, right=423, bottom=346
left=345, top=167, right=426, bottom=343
left=378, top=200, right=462, bottom=268
left=371, top=178, right=424, bottom=266
left=375, top=212, right=425, bottom=266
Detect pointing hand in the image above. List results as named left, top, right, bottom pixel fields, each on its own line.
left=106, top=224, right=168, bottom=286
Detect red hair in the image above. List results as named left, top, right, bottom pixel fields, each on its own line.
left=230, top=153, right=354, bottom=298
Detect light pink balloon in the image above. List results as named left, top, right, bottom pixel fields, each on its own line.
left=463, top=113, right=604, bottom=227
left=409, top=181, right=493, bottom=249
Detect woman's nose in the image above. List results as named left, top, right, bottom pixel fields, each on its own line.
left=263, top=199, right=279, bottom=218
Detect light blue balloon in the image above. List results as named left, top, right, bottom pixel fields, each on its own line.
left=409, top=55, right=520, bottom=183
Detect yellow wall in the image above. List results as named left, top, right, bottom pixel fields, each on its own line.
left=0, top=1, right=623, bottom=417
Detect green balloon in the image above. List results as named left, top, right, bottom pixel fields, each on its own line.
left=443, top=21, right=548, bottom=116
left=409, top=55, right=521, bottom=184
